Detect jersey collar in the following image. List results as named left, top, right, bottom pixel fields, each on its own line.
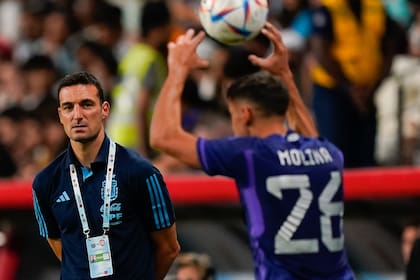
left=64, top=135, right=111, bottom=169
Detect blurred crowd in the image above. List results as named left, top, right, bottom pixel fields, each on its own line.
left=1, top=0, right=420, bottom=179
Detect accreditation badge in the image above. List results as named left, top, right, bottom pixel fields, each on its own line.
left=86, top=235, right=113, bottom=278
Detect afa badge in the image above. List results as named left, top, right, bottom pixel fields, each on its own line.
left=101, top=175, right=118, bottom=201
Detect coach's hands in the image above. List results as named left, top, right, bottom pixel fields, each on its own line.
left=248, top=22, right=292, bottom=79
left=167, top=29, right=209, bottom=79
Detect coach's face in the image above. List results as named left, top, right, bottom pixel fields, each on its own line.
left=58, top=84, right=109, bottom=143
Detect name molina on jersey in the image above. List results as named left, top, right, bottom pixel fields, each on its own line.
left=277, top=147, right=333, bottom=166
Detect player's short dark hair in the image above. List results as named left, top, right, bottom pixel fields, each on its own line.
left=57, top=71, right=105, bottom=104
left=140, top=1, right=171, bottom=37
left=226, top=71, right=289, bottom=117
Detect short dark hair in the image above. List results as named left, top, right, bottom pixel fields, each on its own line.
left=226, top=71, right=289, bottom=117
left=140, top=1, right=171, bottom=37
left=57, top=71, right=105, bottom=103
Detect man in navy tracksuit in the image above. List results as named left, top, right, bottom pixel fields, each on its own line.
left=33, top=72, right=180, bottom=279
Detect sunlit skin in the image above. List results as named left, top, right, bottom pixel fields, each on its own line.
left=57, top=84, right=110, bottom=167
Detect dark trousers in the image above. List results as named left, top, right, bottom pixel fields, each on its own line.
left=312, top=84, right=377, bottom=168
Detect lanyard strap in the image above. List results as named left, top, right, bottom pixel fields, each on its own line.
left=69, top=141, right=116, bottom=237
left=102, top=141, right=116, bottom=232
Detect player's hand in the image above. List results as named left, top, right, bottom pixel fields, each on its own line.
left=248, top=22, right=291, bottom=78
left=167, top=29, right=209, bottom=78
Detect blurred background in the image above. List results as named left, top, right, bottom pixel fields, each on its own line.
left=1, top=0, right=420, bottom=279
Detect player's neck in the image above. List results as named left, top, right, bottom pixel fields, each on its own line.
left=70, top=132, right=105, bottom=169
left=249, top=117, right=287, bottom=138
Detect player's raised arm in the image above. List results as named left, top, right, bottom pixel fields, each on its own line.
left=248, top=22, right=318, bottom=137
left=150, top=29, right=209, bottom=168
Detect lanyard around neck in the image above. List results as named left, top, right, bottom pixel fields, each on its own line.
left=69, top=141, right=116, bottom=237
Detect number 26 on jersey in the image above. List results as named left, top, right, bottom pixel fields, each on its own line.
left=266, top=171, right=344, bottom=254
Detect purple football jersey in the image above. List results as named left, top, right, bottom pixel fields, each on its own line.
left=197, top=131, right=355, bottom=280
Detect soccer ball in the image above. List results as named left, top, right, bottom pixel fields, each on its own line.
left=198, top=0, right=269, bottom=45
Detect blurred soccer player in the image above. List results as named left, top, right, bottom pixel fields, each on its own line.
left=150, top=22, right=355, bottom=279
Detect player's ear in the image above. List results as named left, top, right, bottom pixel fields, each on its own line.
left=243, top=105, right=254, bottom=127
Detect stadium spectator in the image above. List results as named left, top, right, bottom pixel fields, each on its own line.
left=0, top=60, right=24, bottom=112
left=19, top=55, right=57, bottom=114
left=13, top=1, right=50, bottom=65
left=71, top=0, right=104, bottom=30
left=14, top=5, right=77, bottom=75
left=174, top=252, right=215, bottom=280
left=39, top=8, right=75, bottom=75
left=150, top=22, right=355, bottom=279
left=13, top=112, right=44, bottom=180
left=0, top=108, right=23, bottom=178
left=106, top=0, right=172, bottom=159
left=309, top=0, right=405, bottom=167
left=89, top=2, right=129, bottom=60
left=75, top=40, right=118, bottom=102
left=32, top=71, right=180, bottom=279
